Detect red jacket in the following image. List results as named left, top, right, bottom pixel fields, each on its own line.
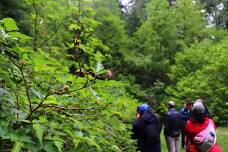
left=185, top=117, right=222, bottom=152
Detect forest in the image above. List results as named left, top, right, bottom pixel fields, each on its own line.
left=0, top=0, right=227, bottom=151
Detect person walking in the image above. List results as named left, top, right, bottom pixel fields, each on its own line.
left=179, top=100, right=192, bottom=148
left=132, top=104, right=162, bottom=152
left=164, top=101, right=183, bottom=152
left=185, top=101, right=222, bottom=152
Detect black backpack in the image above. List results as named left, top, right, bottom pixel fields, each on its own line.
left=167, top=111, right=181, bottom=137
left=144, top=117, right=161, bottom=144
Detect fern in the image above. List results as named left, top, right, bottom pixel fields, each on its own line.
left=53, top=136, right=64, bottom=152
left=11, top=141, right=23, bottom=152
left=33, top=123, right=44, bottom=144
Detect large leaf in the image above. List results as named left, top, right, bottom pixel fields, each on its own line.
left=0, top=126, right=8, bottom=137
left=2, top=18, right=19, bottom=31
left=8, top=32, right=32, bottom=42
left=11, top=141, right=23, bottom=152
left=31, top=87, right=44, bottom=99
left=44, top=142, right=58, bottom=152
left=33, top=123, right=44, bottom=144
left=53, top=136, right=64, bottom=152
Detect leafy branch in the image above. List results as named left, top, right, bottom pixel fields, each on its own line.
left=4, top=46, right=33, bottom=113
left=40, top=102, right=112, bottom=117
left=10, top=67, right=20, bottom=118
left=26, top=79, right=90, bottom=120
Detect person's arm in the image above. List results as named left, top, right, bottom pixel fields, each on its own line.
left=163, top=113, right=170, bottom=131
left=132, top=119, right=144, bottom=139
left=185, top=121, right=190, bottom=150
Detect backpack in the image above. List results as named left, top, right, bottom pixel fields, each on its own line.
left=167, top=110, right=181, bottom=137
left=180, top=108, right=191, bottom=122
left=193, top=119, right=216, bottom=152
left=144, top=117, right=161, bottom=144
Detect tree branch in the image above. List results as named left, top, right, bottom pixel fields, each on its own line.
left=5, top=48, right=33, bottom=113
left=40, top=102, right=112, bottom=112
left=10, top=67, right=20, bottom=119
left=20, top=68, right=33, bottom=113
left=26, top=82, right=90, bottom=120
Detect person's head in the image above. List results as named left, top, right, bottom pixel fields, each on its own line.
left=195, top=98, right=204, bottom=103
left=167, top=101, right=175, bottom=109
left=137, top=104, right=151, bottom=116
left=185, top=100, right=193, bottom=109
left=191, top=101, right=205, bottom=122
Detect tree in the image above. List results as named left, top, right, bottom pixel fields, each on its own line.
left=123, top=0, right=150, bottom=35
left=174, top=0, right=205, bottom=47
left=92, top=0, right=128, bottom=76
left=125, top=0, right=177, bottom=87
left=200, top=0, right=228, bottom=29
left=166, top=37, right=228, bottom=124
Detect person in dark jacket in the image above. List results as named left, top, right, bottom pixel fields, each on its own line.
left=164, top=101, right=184, bottom=152
left=179, top=100, right=192, bottom=148
left=132, top=104, right=162, bottom=152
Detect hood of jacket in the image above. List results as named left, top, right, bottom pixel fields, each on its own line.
left=141, top=112, right=156, bottom=123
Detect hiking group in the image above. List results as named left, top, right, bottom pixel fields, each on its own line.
left=131, top=99, right=222, bottom=152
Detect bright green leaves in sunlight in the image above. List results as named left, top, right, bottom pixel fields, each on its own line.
left=0, top=18, right=31, bottom=43
left=2, top=18, right=19, bottom=31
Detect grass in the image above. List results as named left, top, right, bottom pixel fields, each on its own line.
left=160, top=127, right=228, bottom=152
left=217, top=127, right=228, bottom=151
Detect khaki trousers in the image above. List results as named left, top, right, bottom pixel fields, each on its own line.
left=165, top=135, right=180, bottom=152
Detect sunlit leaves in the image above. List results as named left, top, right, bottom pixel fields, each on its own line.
left=2, top=18, right=19, bottom=31
left=11, top=141, right=23, bottom=152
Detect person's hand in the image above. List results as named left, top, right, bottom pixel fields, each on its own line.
left=136, top=113, right=140, bottom=119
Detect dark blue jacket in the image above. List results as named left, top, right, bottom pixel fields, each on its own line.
left=180, top=107, right=191, bottom=122
left=132, top=112, right=162, bottom=152
left=164, top=109, right=184, bottom=137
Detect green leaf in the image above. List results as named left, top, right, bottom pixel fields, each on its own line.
left=44, top=142, right=58, bottom=152
left=31, top=87, right=44, bottom=99
left=73, top=139, right=80, bottom=149
left=8, top=32, right=32, bottom=42
left=81, top=137, right=101, bottom=150
left=33, top=123, right=44, bottom=144
left=0, top=88, right=10, bottom=95
left=96, top=62, right=104, bottom=73
left=46, top=96, right=58, bottom=104
left=69, top=24, right=80, bottom=30
left=111, top=145, right=121, bottom=152
left=39, top=116, right=48, bottom=124
left=53, top=136, right=64, bottom=152
left=0, top=126, right=8, bottom=137
left=11, top=141, right=23, bottom=152
left=2, top=18, right=19, bottom=31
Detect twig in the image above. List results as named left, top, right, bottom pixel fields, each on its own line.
left=5, top=48, right=33, bottom=113
left=20, top=68, right=33, bottom=113
left=41, top=104, right=108, bottom=111
left=26, top=83, right=90, bottom=120
left=10, top=67, right=20, bottom=119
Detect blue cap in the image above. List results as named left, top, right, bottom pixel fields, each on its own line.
left=138, top=104, right=150, bottom=112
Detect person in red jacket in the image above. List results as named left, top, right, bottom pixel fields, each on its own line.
left=185, top=101, right=222, bottom=152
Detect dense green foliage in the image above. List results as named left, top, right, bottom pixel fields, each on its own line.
left=0, top=0, right=228, bottom=151
left=0, top=1, right=138, bottom=151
